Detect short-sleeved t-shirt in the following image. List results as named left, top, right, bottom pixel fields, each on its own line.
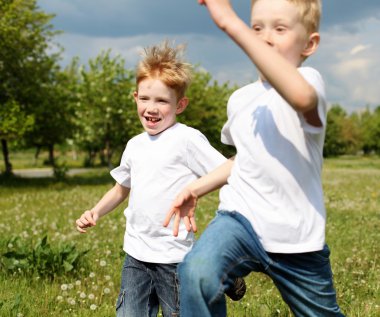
left=111, top=123, right=226, bottom=263
left=219, top=67, right=327, bottom=253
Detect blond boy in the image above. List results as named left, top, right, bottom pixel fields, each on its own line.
left=164, top=1, right=345, bottom=316
left=76, top=42, right=230, bottom=316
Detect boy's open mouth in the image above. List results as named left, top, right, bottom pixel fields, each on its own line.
left=145, top=117, right=161, bottom=122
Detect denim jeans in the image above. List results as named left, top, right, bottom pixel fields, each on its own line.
left=178, top=211, right=345, bottom=317
left=116, top=255, right=180, bottom=317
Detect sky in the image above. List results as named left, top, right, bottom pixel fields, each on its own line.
left=37, top=0, right=380, bottom=113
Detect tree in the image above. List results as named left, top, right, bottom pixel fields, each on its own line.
left=74, top=51, right=141, bottom=167
left=181, top=69, right=236, bottom=157
left=0, top=0, right=59, bottom=174
left=324, top=104, right=348, bottom=157
left=360, top=106, right=380, bottom=155
left=23, top=64, right=78, bottom=166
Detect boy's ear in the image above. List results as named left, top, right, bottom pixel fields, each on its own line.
left=302, top=32, right=320, bottom=58
left=176, top=97, right=189, bottom=114
left=133, top=91, right=138, bottom=102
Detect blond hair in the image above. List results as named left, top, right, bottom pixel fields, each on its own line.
left=251, top=0, right=321, bottom=34
left=136, top=41, right=192, bottom=100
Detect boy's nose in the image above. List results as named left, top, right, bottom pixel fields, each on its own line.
left=262, top=30, right=273, bottom=46
left=147, top=105, right=158, bottom=114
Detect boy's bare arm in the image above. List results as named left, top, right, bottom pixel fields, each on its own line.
left=76, top=183, right=130, bottom=233
left=164, top=157, right=234, bottom=236
left=199, top=0, right=321, bottom=123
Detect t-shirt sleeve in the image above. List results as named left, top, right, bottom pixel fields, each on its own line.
left=110, top=143, right=131, bottom=188
left=298, top=67, right=327, bottom=134
left=186, top=131, right=227, bottom=177
left=220, top=96, right=235, bottom=146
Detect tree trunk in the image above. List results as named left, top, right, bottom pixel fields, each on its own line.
left=48, top=144, right=55, bottom=166
left=1, top=138, right=13, bottom=174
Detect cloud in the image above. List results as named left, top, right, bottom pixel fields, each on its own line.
left=38, top=0, right=380, bottom=112
left=350, top=44, right=371, bottom=55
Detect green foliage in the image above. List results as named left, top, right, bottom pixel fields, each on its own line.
left=73, top=51, right=141, bottom=167
left=1, top=235, right=88, bottom=280
left=182, top=68, right=237, bottom=157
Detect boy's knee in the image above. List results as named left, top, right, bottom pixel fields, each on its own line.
left=179, top=256, right=222, bottom=299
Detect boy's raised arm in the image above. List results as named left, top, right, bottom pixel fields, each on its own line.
left=198, top=0, right=321, bottom=121
left=164, top=157, right=234, bottom=236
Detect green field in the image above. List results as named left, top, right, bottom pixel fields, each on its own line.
left=0, top=156, right=379, bottom=316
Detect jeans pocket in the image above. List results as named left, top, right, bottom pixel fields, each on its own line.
left=115, top=289, right=125, bottom=313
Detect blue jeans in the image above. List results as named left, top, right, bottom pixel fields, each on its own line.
left=179, top=211, right=345, bottom=317
left=116, top=255, right=180, bottom=317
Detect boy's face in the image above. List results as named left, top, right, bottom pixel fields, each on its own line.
left=251, top=0, right=312, bottom=71
left=134, top=78, right=187, bottom=136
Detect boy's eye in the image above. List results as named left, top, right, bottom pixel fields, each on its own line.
left=252, top=25, right=262, bottom=32
left=276, top=26, right=286, bottom=33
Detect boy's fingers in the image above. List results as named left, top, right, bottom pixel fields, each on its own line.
left=163, top=208, right=176, bottom=227
left=190, top=217, right=198, bottom=233
left=76, top=225, right=87, bottom=233
left=183, top=216, right=191, bottom=232
left=173, top=212, right=181, bottom=237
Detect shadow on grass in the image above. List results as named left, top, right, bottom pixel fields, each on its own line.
left=0, top=169, right=113, bottom=188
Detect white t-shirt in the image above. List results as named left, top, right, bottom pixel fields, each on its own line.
left=111, top=123, right=226, bottom=263
left=219, top=67, right=327, bottom=253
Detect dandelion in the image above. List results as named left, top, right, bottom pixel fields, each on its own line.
left=88, top=294, right=95, bottom=300
left=105, top=275, right=111, bottom=281
left=56, top=296, right=63, bottom=301
left=67, top=298, right=76, bottom=305
left=61, top=284, right=68, bottom=291
left=108, top=281, right=114, bottom=287
left=80, top=292, right=86, bottom=299
left=90, top=304, right=97, bottom=310
left=68, top=283, right=74, bottom=289
left=75, top=280, right=81, bottom=286
left=7, top=243, right=13, bottom=248
left=100, top=260, right=107, bottom=267
left=89, top=272, right=96, bottom=278
left=17, top=313, right=24, bottom=317
left=104, top=287, right=111, bottom=294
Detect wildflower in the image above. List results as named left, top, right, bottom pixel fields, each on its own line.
left=89, top=272, right=95, bottom=278
left=88, top=294, right=95, bottom=300
left=68, top=283, right=74, bottom=290
left=105, top=275, right=111, bottom=281
left=75, top=280, right=81, bottom=286
left=56, top=296, right=63, bottom=301
left=100, top=260, right=107, bottom=267
left=7, top=243, right=13, bottom=248
left=104, top=288, right=111, bottom=294
left=61, top=284, right=68, bottom=291
left=90, top=304, right=97, bottom=310
left=80, top=292, right=86, bottom=299
left=67, top=298, right=76, bottom=305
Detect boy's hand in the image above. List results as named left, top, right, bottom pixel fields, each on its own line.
left=76, top=210, right=99, bottom=233
left=197, top=0, right=235, bottom=30
left=163, top=189, right=198, bottom=237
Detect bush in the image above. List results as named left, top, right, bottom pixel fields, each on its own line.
left=1, top=235, right=88, bottom=280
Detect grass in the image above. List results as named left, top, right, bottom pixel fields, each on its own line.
left=0, top=156, right=379, bottom=316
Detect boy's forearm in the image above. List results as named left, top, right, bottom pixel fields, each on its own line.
left=187, top=157, right=234, bottom=198
left=222, top=11, right=318, bottom=113
left=92, top=183, right=130, bottom=219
